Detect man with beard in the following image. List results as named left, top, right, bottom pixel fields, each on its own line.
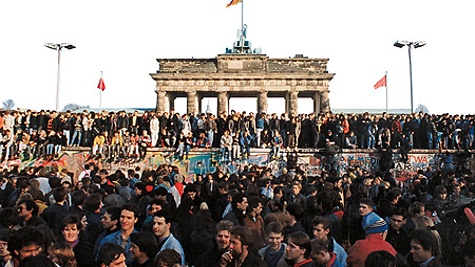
left=219, top=226, right=267, bottom=267
left=196, top=220, right=234, bottom=267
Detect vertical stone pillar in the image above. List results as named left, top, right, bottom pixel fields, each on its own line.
left=218, top=92, right=228, bottom=115
left=313, top=92, right=321, bottom=114
left=156, top=89, right=169, bottom=113
left=287, top=90, right=298, bottom=116
left=257, top=91, right=268, bottom=114
left=168, top=93, right=176, bottom=111
left=320, top=91, right=330, bottom=113
left=187, top=91, right=198, bottom=114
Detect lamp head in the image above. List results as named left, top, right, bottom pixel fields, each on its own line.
left=393, top=40, right=409, bottom=48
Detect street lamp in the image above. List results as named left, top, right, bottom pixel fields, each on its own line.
left=44, top=43, right=76, bottom=111
left=394, top=40, right=426, bottom=113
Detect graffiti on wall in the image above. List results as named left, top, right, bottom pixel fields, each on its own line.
left=1, top=150, right=469, bottom=183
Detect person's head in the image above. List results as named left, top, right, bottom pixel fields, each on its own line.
left=359, top=198, right=374, bottom=217
left=291, top=181, right=302, bottom=195
left=119, top=203, right=139, bottom=232
left=0, top=207, right=20, bottom=229
left=285, top=203, right=304, bottom=223
left=311, top=216, right=331, bottom=241
left=309, top=239, right=331, bottom=266
left=52, top=186, right=68, bottom=203
left=266, top=222, right=284, bottom=251
left=61, top=215, right=81, bottom=243
left=152, top=209, right=172, bottom=239
left=129, top=232, right=158, bottom=262
left=410, top=229, right=438, bottom=263
left=96, top=242, right=126, bottom=267
left=84, top=193, right=102, bottom=212
left=148, top=198, right=169, bottom=216
left=247, top=196, right=264, bottom=216
left=8, top=226, right=44, bottom=261
left=17, top=199, right=39, bottom=220
left=0, top=229, right=11, bottom=257
left=229, top=226, right=253, bottom=259
left=390, top=208, right=407, bottom=232
left=285, top=231, right=311, bottom=263
left=463, top=238, right=475, bottom=267
left=362, top=211, right=388, bottom=236
left=365, top=250, right=397, bottom=267
left=231, top=193, right=248, bottom=212
left=48, top=243, right=77, bottom=267
left=71, top=190, right=86, bottom=207
left=101, top=206, right=121, bottom=230
left=215, top=220, right=234, bottom=251
left=18, top=254, right=56, bottom=267
left=154, top=248, right=181, bottom=267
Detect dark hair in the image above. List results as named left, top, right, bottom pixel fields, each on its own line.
left=17, top=199, right=40, bottom=217
left=365, top=250, right=396, bottom=267
left=359, top=197, right=375, bottom=208
left=154, top=186, right=168, bottom=197
left=231, top=226, right=253, bottom=248
left=410, top=228, right=438, bottom=256
left=71, top=190, right=86, bottom=206
left=121, top=203, right=140, bottom=219
left=134, top=181, right=146, bottom=192
left=391, top=207, right=407, bottom=219
left=463, top=238, right=475, bottom=257
left=286, top=203, right=304, bottom=221
left=18, top=254, right=56, bottom=267
left=104, top=206, right=121, bottom=223
left=153, top=209, right=172, bottom=224
left=61, top=214, right=82, bottom=232
left=154, top=248, right=181, bottom=267
left=53, top=186, right=68, bottom=203
left=85, top=193, right=102, bottom=212
left=310, top=238, right=328, bottom=254
left=97, top=242, right=125, bottom=267
left=130, top=232, right=158, bottom=258
left=265, top=222, right=284, bottom=235
left=288, top=231, right=311, bottom=258
left=8, top=226, right=45, bottom=258
left=0, top=229, right=12, bottom=242
left=311, top=216, right=331, bottom=230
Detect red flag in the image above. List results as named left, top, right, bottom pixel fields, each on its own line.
left=226, top=0, right=242, bottom=7
left=97, top=77, right=106, bottom=91
left=374, top=75, right=386, bottom=89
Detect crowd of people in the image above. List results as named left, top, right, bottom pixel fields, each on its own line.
left=0, top=136, right=474, bottom=267
left=1, top=108, right=475, bottom=162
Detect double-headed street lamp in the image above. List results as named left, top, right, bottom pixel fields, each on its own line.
left=394, top=40, right=426, bottom=113
left=44, top=43, right=76, bottom=111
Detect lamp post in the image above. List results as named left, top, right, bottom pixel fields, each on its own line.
left=44, top=43, right=76, bottom=111
left=394, top=40, right=426, bottom=113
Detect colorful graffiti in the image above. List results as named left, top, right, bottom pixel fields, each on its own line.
left=2, top=150, right=471, bottom=183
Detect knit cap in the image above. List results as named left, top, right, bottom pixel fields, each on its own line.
left=362, top=211, right=388, bottom=235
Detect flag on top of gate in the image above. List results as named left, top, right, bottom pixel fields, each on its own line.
left=97, top=77, right=106, bottom=91
left=374, top=75, right=386, bottom=89
left=226, top=0, right=242, bottom=7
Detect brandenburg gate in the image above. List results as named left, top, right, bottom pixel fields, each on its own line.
left=150, top=53, right=335, bottom=116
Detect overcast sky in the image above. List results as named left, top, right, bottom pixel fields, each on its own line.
left=1, top=0, right=473, bottom=115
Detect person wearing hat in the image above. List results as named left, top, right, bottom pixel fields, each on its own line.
left=346, top=207, right=396, bottom=267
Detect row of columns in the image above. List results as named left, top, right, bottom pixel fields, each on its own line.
left=156, top=90, right=330, bottom=115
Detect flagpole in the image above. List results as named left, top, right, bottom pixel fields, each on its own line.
left=241, top=0, right=244, bottom=51
left=385, top=71, right=388, bottom=113
left=99, top=71, right=103, bottom=110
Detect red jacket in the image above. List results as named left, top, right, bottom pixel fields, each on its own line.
left=347, top=233, right=396, bottom=267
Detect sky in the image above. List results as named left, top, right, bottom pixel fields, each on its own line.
left=1, top=0, right=474, bottom=115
